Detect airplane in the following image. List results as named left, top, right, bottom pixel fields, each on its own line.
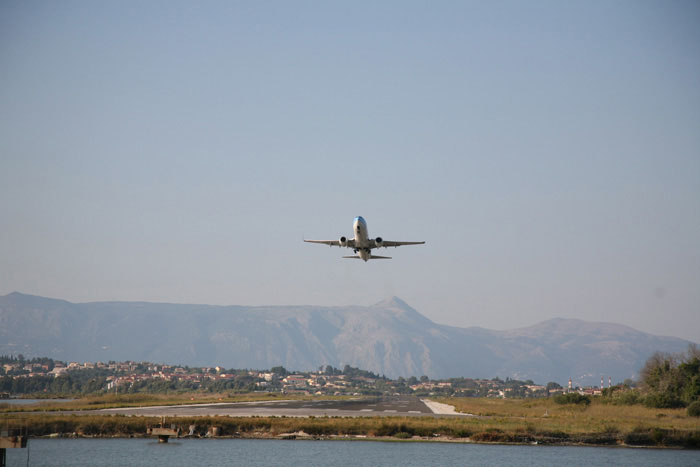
left=304, top=216, right=425, bottom=261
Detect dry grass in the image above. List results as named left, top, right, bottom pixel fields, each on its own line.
left=437, top=397, right=700, bottom=435
left=0, top=392, right=343, bottom=413
left=444, top=397, right=700, bottom=447
left=2, top=395, right=699, bottom=448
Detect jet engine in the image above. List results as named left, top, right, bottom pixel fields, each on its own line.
left=339, top=236, right=347, bottom=247
left=374, top=237, right=383, bottom=248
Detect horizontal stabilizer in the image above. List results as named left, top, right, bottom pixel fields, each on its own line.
left=342, top=255, right=392, bottom=260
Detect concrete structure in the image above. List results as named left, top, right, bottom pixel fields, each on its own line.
left=147, top=418, right=179, bottom=443
left=0, top=431, right=27, bottom=467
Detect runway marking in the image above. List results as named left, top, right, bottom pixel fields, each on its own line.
left=360, top=409, right=373, bottom=412
left=384, top=410, right=397, bottom=413
left=408, top=411, right=421, bottom=413
left=421, top=399, right=472, bottom=416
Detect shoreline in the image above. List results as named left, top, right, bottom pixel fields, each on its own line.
left=4, top=413, right=697, bottom=450
left=4, top=395, right=698, bottom=450
left=28, top=430, right=693, bottom=450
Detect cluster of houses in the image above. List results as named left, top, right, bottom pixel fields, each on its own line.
left=106, top=366, right=242, bottom=391
left=3, top=361, right=68, bottom=378
left=3, top=360, right=149, bottom=379
left=275, top=372, right=381, bottom=395
left=264, top=373, right=557, bottom=398
left=1, top=358, right=614, bottom=398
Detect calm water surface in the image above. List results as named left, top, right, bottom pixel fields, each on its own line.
left=0, top=399, right=72, bottom=405
left=6, top=438, right=699, bottom=466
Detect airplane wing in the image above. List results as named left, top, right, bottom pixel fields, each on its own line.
left=304, top=240, right=339, bottom=246
left=380, top=241, right=425, bottom=248
left=304, top=239, right=356, bottom=247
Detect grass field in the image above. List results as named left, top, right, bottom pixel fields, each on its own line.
left=441, top=396, right=700, bottom=434
left=2, top=394, right=699, bottom=448
left=0, top=392, right=340, bottom=413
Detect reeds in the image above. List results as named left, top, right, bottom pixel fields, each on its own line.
left=3, top=396, right=699, bottom=448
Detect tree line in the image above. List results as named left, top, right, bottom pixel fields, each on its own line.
left=640, top=345, right=700, bottom=410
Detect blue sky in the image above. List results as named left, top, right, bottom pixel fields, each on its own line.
left=1, top=1, right=699, bottom=342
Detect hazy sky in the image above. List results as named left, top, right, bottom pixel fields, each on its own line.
left=1, top=1, right=699, bottom=342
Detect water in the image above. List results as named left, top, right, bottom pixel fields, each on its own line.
left=0, top=399, right=72, bottom=406
left=5, top=438, right=699, bottom=466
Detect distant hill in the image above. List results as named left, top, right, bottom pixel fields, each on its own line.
left=0, top=292, right=693, bottom=385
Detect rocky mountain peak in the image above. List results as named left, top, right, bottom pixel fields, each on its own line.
left=0, top=292, right=694, bottom=385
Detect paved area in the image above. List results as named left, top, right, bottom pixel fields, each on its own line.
left=96, top=395, right=468, bottom=418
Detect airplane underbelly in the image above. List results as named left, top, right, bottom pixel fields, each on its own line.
left=354, top=231, right=369, bottom=248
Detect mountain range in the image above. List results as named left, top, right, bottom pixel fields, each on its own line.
left=0, top=292, right=694, bottom=385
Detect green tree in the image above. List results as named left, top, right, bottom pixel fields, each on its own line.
left=270, top=366, right=288, bottom=376
left=688, top=400, right=700, bottom=417
left=553, top=392, right=591, bottom=406
left=640, top=345, right=700, bottom=408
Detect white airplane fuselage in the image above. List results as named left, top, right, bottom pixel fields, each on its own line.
left=353, top=216, right=371, bottom=260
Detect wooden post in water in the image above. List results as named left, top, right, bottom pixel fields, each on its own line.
left=0, top=431, right=28, bottom=467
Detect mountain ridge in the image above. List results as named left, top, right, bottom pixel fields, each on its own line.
left=1, top=292, right=693, bottom=385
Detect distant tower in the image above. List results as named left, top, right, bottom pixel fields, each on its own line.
left=601, top=377, right=604, bottom=390
left=568, top=378, right=572, bottom=392
left=609, top=377, right=612, bottom=388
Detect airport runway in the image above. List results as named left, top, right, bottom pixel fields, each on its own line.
left=96, top=395, right=466, bottom=418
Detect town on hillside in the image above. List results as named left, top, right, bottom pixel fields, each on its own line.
left=0, top=355, right=624, bottom=399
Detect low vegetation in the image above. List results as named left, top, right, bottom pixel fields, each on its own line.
left=2, top=395, right=699, bottom=448
left=0, top=392, right=344, bottom=414
left=553, top=392, right=590, bottom=406
left=687, top=401, right=700, bottom=417
left=639, top=346, right=700, bottom=409
left=440, top=395, right=699, bottom=443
